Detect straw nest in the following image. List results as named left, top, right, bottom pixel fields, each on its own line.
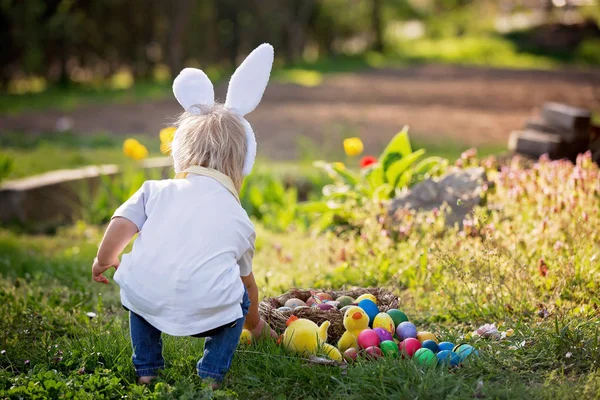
left=259, top=288, right=399, bottom=344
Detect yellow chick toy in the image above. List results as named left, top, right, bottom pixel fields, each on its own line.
left=337, top=306, right=369, bottom=352
left=239, top=329, right=252, bottom=345
left=281, top=316, right=342, bottom=361
left=356, top=293, right=377, bottom=304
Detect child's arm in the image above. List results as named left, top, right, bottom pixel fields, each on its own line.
left=241, top=272, right=277, bottom=339
left=92, top=217, right=138, bottom=284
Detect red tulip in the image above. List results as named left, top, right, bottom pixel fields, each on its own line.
left=360, top=156, right=377, bottom=169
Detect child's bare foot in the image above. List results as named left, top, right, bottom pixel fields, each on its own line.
left=137, top=376, right=157, bottom=385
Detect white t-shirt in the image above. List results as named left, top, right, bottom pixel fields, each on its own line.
left=112, top=175, right=255, bottom=336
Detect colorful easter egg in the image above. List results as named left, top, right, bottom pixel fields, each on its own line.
left=325, top=301, right=340, bottom=309
left=396, top=321, right=418, bottom=341
left=356, top=293, right=377, bottom=304
left=277, top=306, right=293, bottom=312
left=358, top=299, right=379, bottom=326
left=306, top=296, right=320, bottom=307
left=364, top=346, right=383, bottom=360
left=357, top=329, right=381, bottom=349
left=417, top=331, right=438, bottom=343
left=379, top=340, right=399, bottom=357
left=421, top=340, right=439, bottom=353
left=343, top=348, right=359, bottom=362
left=399, top=338, right=421, bottom=358
left=438, top=342, right=455, bottom=352
left=414, top=348, right=437, bottom=367
left=373, top=313, right=395, bottom=334
left=239, top=329, right=252, bottom=345
left=284, top=298, right=307, bottom=309
left=373, top=327, right=393, bottom=343
left=316, top=292, right=333, bottom=301
left=386, top=309, right=409, bottom=328
left=437, top=350, right=460, bottom=366
left=316, top=303, right=335, bottom=311
left=456, top=344, right=478, bottom=362
left=336, top=296, right=355, bottom=308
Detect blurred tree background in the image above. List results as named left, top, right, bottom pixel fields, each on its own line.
left=1, top=0, right=599, bottom=93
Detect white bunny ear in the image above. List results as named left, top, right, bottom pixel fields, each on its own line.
left=225, top=43, right=274, bottom=116
left=173, top=68, right=214, bottom=113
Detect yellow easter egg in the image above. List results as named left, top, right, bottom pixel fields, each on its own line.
left=239, top=329, right=252, bottom=345
left=355, top=294, right=377, bottom=304
left=372, top=312, right=395, bottom=334
left=416, top=331, right=438, bottom=343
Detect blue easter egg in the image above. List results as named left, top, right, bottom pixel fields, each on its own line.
left=277, top=306, right=293, bottom=312
left=358, top=299, right=379, bottom=326
left=421, top=339, right=439, bottom=353
left=396, top=321, right=418, bottom=341
left=437, top=350, right=460, bottom=366
left=456, top=345, right=479, bottom=362
left=438, top=342, right=455, bottom=352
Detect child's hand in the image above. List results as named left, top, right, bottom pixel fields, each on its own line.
left=92, top=257, right=119, bottom=284
left=249, top=318, right=277, bottom=339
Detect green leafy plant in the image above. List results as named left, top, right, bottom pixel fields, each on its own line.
left=302, top=127, right=448, bottom=230
left=240, top=171, right=306, bottom=232
left=0, top=153, right=14, bottom=183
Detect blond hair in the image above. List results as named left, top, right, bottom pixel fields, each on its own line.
left=174, top=104, right=247, bottom=191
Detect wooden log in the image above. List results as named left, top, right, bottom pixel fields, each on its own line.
left=541, top=102, right=591, bottom=142
left=509, top=130, right=589, bottom=161
left=508, top=130, right=563, bottom=158
left=524, top=116, right=565, bottom=135
left=0, top=157, right=172, bottom=231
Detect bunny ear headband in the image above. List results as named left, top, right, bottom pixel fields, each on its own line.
left=171, top=43, right=274, bottom=176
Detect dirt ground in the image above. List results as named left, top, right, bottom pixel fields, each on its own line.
left=2, top=64, right=599, bottom=159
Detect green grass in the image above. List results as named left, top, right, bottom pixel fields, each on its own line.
left=0, top=132, right=161, bottom=180
left=0, top=131, right=503, bottom=181
left=1, top=153, right=599, bottom=398
left=0, top=81, right=173, bottom=116
left=391, top=35, right=561, bottom=70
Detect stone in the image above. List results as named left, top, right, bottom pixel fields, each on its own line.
left=388, top=167, right=487, bottom=227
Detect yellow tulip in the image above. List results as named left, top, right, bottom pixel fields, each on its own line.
left=343, top=137, right=364, bottom=157
left=160, top=142, right=172, bottom=155
left=123, top=138, right=148, bottom=161
left=332, top=162, right=345, bottom=170
left=160, top=126, right=176, bottom=145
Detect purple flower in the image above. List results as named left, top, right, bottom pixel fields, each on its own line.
left=24, top=360, right=30, bottom=365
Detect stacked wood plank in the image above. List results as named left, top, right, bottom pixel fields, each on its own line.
left=509, top=102, right=598, bottom=162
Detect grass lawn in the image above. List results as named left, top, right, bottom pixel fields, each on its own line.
left=0, top=131, right=505, bottom=181
left=1, top=153, right=599, bottom=399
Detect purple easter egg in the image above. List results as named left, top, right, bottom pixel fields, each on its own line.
left=316, top=303, right=335, bottom=311
left=373, top=327, right=393, bottom=343
left=396, top=321, right=418, bottom=341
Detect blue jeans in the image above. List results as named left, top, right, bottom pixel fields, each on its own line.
left=128, top=289, right=250, bottom=382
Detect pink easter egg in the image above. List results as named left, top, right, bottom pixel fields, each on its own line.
left=357, top=329, right=381, bottom=349
left=364, top=346, right=383, bottom=360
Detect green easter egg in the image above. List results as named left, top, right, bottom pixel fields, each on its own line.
left=387, top=309, right=409, bottom=326
left=414, top=348, right=437, bottom=368
left=336, top=295, right=355, bottom=308
left=380, top=340, right=399, bottom=357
